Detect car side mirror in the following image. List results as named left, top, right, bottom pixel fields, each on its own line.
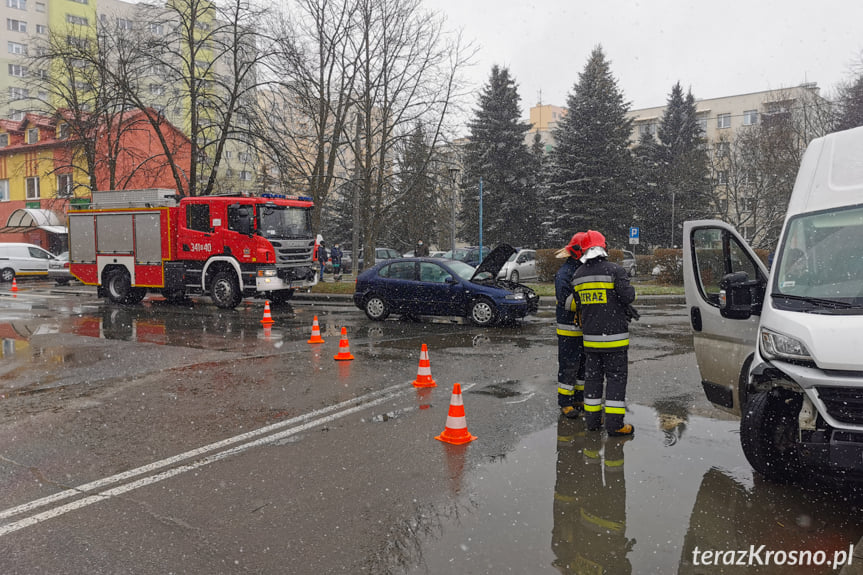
left=718, top=271, right=764, bottom=319
left=445, top=276, right=457, bottom=284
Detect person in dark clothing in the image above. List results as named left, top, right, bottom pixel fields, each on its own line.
left=330, top=243, right=343, bottom=280
left=415, top=240, right=429, bottom=257
left=571, top=230, right=637, bottom=436
left=316, top=241, right=328, bottom=278
left=554, top=232, right=587, bottom=419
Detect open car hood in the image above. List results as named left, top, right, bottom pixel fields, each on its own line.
left=470, top=244, right=516, bottom=281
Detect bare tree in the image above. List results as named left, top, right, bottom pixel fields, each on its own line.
left=349, top=0, right=471, bottom=267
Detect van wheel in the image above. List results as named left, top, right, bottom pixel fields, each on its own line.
left=106, top=270, right=132, bottom=304
left=1, top=268, right=14, bottom=282
left=740, top=390, right=802, bottom=483
left=469, top=297, right=497, bottom=326
left=211, top=270, right=242, bottom=309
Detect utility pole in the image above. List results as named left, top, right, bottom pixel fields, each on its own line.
left=352, top=112, right=361, bottom=273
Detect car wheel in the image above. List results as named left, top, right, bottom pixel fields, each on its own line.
left=105, top=270, right=132, bottom=304
left=364, top=295, right=390, bottom=321
left=740, top=390, right=802, bottom=483
left=1, top=268, right=14, bottom=282
left=469, top=297, right=497, bottom=326
left=270, top=289, right=295, bottom=304
left=510, top=270, right=519, bottom=283
left=211, top=270, right=243, bottom=309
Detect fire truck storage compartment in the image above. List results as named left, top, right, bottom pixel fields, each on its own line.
left=96, top=215, right=134, bottom=254
left=69, top=214, right=96, bottom=262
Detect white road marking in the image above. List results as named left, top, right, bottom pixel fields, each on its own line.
left=505, top=392, right=535, bottom=404
left=0, top=382, right=410, bottom=535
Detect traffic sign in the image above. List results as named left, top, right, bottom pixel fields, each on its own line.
left=629, top=227, right=640, bottom=245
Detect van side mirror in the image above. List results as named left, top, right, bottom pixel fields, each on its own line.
left=718, top=271, right=764, bottom=319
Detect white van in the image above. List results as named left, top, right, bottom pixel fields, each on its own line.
left=683, top=125, right=863, bottom=483
left=0, top=243, right=57, bottom=282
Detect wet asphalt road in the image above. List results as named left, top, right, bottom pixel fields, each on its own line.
left=1, top=281, right=862, bottom=574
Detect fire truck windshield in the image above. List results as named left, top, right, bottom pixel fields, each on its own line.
left=258, top=206, right=313, bottom=239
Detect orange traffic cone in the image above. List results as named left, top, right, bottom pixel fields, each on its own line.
left=10, top=278, right=18, bottom=292
left=260, top=301, right=275, bottom=325
left=307, top=315, right=325, bottom=344
left=412, top=343, right=437, bottom=388
left=333, top=327, right=354, bottom=361
left=435, top=383, right=477, bottom=445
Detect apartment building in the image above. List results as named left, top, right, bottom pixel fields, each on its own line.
left=2, top=0, right=257, bottom=194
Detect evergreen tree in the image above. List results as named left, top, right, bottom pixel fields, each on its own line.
left=647, top=82, right=712, bottom=247
left=544, top=46, right=634, bottom=247
left=458, top=65, right=536, bottom=248
left=836, top=73, right=863, bottom=131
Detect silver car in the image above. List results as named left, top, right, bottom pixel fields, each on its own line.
left=621, top=249, right=637, bottom=277
left=497, top=249, right=537, bottom=283
left=48, top=251, right=73, bottom=285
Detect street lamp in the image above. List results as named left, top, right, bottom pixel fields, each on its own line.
left=448, top=167, right=460, bottom=252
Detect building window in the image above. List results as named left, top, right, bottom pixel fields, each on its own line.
left=57, top=174, right=73, bottom=197
left=6, top=0, right=26, bottom=9
left=0, top=134, right=7, bottom=147
left=743, top=110, right=758, bottom=126
left=149, top=84, right=165, bottom=96
left=716, top=170, right=728, bottom=185
left=149, top=23, right=163, bottom=34
left=35, top=1, right=45, bottom=10
left=8, top=41, right=27, bottom=54
left=224, top=150, right=232, bottom=159
left=9, top=86, right=28, bottom=100
left=238, top=152, right=251, bottom=162
left=714, top=141, right=730, bottom=157
left=239, top=171, right=252, bottom=181
left=58, top=123, right=70, bottom=139
left=740, top=196, right=753, bottom=212
left=0, top=179, right=8, bottom=201
left=117, top=18, right=132, bottom=30
left=26, top=176, right=40, bottom=199
left=67, top=14, right=89, bottom=25
left=27, top=127, right=38, bottom=143
left=717, top=113, right=731, bottom=129
left=8, top=64, right=27, bottom=77
left=66, top=36, right=88, bottom=49
left=68, top=0, right=89, bottom=4
left=7, top=19, right=27, bottom=33
left=36, top=24, right=47, bottom=34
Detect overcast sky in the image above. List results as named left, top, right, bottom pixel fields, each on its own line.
left=425, top=0, right=863, bottom=121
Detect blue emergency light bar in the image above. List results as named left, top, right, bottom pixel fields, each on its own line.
left=261, top=193, right=313, bottom=202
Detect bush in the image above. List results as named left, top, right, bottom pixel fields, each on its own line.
left=636, top=254, right=654, bottom=277
left=536, top=249, right=564, bottom=282
left=607, top=249, right=624, bottom=264
left=653, top=248, right=683, bottom=285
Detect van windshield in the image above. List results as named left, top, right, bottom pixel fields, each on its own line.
left=258, top=206, right=313, bottom=239
left=773, top=204, right=863, bottom=308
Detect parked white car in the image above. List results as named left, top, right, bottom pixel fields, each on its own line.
left=497, top=248, right=537, bottom=283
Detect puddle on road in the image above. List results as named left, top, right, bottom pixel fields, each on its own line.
left=394, top=404, right=863, bottom=575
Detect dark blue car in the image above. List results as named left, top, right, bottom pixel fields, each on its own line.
left=353, top=244, right=539, bottom=326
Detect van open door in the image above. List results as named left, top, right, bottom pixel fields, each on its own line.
left=682, top=220, right=768, bottom=416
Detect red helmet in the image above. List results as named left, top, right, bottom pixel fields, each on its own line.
left=580, top=230, right=606, bottom=251
left=564, top=232, right=586, bottom=259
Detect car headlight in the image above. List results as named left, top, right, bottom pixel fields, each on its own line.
left=760, top=328, right=812, bottom=362
left=505, top=292, right=525, bottom=300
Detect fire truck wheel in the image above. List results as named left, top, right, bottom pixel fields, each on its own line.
left=211, top=270, right=242, bottom=309
left=105, top=270, right=132, bottom=304
left=162, top=289, right=187, bottom=304
left=126, top=288, right=146, bottom=304
left=270, top=289, right=295, bottom=304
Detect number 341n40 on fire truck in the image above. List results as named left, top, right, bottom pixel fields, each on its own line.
left=68, top=189, right=319, bottom=309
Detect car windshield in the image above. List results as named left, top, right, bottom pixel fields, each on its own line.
left=773, top=204, right=863, bottom=306
left=441, top=248, right=470, bottom=261
left=446, top=260, right=476, bottom=280
left=257, top=206, right=313, bottom=239
left=506, top=252, right=519, bottom=262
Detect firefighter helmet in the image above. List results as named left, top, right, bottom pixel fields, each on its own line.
left=555, top=231, right=586, bottom=259
left=579, top=230, right=608, bottom=262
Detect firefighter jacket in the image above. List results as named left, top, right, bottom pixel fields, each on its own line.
left=555, top=257, right=582, bottom=337
left=571, top=257, right=636, bottom=352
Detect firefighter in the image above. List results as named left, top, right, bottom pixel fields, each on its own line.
left=571, top=230, right=636, bottom=436
left=554, top=232, right=587, bottom=418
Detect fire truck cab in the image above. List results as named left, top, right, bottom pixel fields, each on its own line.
left=69, top=189, right=318, bottom=309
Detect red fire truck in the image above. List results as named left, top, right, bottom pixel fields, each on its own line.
left=68, top=189, right=319, bottom=308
